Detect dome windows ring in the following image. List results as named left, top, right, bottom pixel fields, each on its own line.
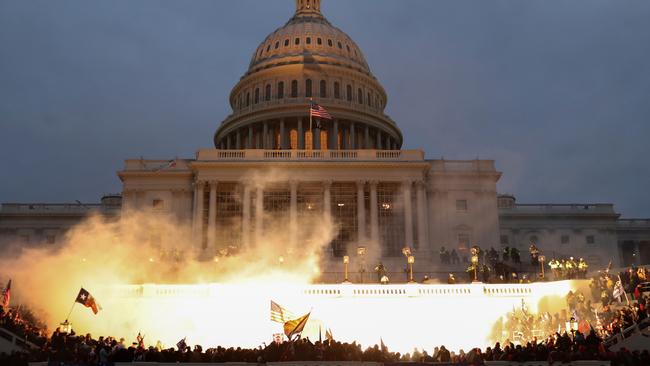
left=277, top=82, right=285, bottom=99
left=291, top=80, right=298, bottom=98
left=320, top=80, right=327, bottom=98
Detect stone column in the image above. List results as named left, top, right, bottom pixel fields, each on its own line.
left=263, top=122, right=269, bottom=149
left=376, top=130, right=382, bottom=150
left=226, top=135, right=232, bottom=150
left=369, top=180, right=379, bottom=244
left=247, top=126, right=253, bottom=149
left=297, top=118, right=305, bottom=149
left=332, top=120, right=339, bottom=150
left=342, top=123, right=349, bottom=150
left=364, top=125, right=371, bottom=149
left=207, top=181, right=218, bottom=252
left=194, top=181, right=205, bottom=248
left=356, top=180, right=366, bottom=242
left=416, top=180, right=428, bottom=251
left=385, top=135, right=391, bottom=151
left=255, top=185, right=264, bottom=245
left=323, top=180, right=332, bottom=219
left=403, top=180, right=414, bottom=248
left=241, top=183, right=251, bottom=249
left=290, top=180, right=298, bottom=246
left=236, top=130, right=241, bottom=149
left=314, top=126, right=321, bottom=150
left=350, top=122, right=356, bottom=149
left=280, top=119, right=287, bottom=149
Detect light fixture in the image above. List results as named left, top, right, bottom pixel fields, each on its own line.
left=381, top=203, right=391, bottom=210
left=407, top=255, right=415, bottom=283
left=337, top=203, right=345, bottom=207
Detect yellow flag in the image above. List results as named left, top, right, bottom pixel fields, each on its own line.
left=283, top=312, right=310, bottom=339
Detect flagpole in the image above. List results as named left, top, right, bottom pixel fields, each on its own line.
left=65, top=301, right=76, bottom=322
left=309, top=100, right=313, bottom=132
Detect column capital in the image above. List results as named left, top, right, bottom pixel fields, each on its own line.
left=323, top=180, right=333, bottom=189
left=356, top=179, right=367, bottom=188
left=415, top=179, right=426, bottom=188
left=194, top=180, right=207, bottom=188
left=402, top=179, right=414, bottom=187
left=289, top=179, right=299, bottom=189
left=208, top=180, right=219, bottom=188
left=368, top=180, right=379, bottom=187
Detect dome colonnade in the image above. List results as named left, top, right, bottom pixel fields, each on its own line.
left=214, top=0, right=403, bottom=151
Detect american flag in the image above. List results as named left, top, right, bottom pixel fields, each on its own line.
left=270, top=300, right=294, bottom=323
left=310, top=102, right=333, bottom=120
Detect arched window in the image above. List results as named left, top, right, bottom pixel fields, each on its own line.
left=277, top=81, right=284, bottom=99
left=306, top=37, right=312, bottom=45
left=265, top=84, right=271, bottom=101
left=337, top=41, right=342, bottom=49
left=320, top=80, right=327, bottom=98
left=275, top=41, right=279, bottom=49
left=346, top=85, right=352, bottom=102
left=334, top=82, right=341, bottom=99
left=346, top=45, right=351, bottom=53
left=358, top=88, right=363, bottom=104
left=246, top=92, right=250, bottom=107
left=367, top=92, right=371, bottom=106
left=317, top=38, right=322, bottom=45
left=295, top=37, right=300, bottom=45
left=254, top=88, right=260, bottom=104
left=327, top=39, right=333, bottom=47
left=284, top=39, right=289, bottom=47
left=305, top=79, right=312, bottom=98
left=266, top=44, right=271, bottom=52
left=291, top=80, right=298, bottom=98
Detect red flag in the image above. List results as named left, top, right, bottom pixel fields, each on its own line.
left=2, top=280, right=10, bottom=309
left=634, top=285, right=641, bottom=300
left=75, top=288, right=101, bottom=314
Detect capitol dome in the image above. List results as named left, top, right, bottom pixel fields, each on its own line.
left=214, top=0, right=403, bottom=151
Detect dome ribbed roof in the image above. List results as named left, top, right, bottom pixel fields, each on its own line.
left=246, top=1, right=371, bottom=77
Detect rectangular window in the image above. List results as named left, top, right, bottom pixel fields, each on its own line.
left=561, top=235, right=570, bottom=244
left=46, top=235, right=56, bottom=244
left=586, top=235, right=595, bottom=245
left=458, top=233, right=470, bottom=250
left=500, top=235, right=509, bottom=245
left=456, top=199, right=468, bottom=212
left=152, top=199, right=164, bottom=209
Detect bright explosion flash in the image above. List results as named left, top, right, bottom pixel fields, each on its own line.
left=0, top=208, right=587, bottom=354
left=70, top=280, right=584, bottom=354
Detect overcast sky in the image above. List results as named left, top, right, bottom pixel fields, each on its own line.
left=1, top=0, right=649, bottom=217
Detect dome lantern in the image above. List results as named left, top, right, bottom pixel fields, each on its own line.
left=295, top=0, right=321, bottom=15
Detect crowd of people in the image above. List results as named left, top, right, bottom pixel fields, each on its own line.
left=2, top=327, right=650, bottom=366
left=2, top=264, right=649, bottom=365
left=0, top=305, right=47, bottom=348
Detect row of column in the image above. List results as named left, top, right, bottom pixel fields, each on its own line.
left=217, top=118, right=399, bottom=151
left=192, top=179, right=428, bottom=254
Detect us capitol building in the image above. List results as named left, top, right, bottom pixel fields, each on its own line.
left=1, top=0, right=649, bottom=279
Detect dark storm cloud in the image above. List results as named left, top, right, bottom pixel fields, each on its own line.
left=1, top=0, right=649, bottom=217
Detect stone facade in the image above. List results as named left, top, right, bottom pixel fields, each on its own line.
left=1, top=0, right=649, bottom=280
